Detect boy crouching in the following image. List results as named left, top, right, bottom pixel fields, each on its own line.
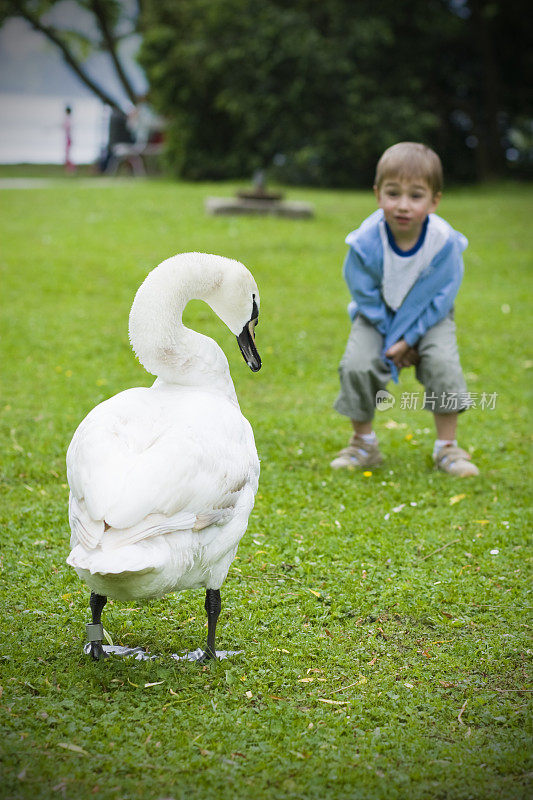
left=332, top=142, right=478, bottom=477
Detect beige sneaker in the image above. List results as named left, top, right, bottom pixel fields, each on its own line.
left=330, top=434, right=384, bottom=470
left=434, top=444, right=479, bottom=477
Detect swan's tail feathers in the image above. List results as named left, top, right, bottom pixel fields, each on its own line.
left=68, top=497, right=232, bottom=556
left=67, top=543, right=162, bottom=575
left=100, top=510, right=198, bottom=550
left=69, top=495, right=104, bottom=550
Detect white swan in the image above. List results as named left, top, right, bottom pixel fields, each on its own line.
left=66, top=252, right=261, bottom=660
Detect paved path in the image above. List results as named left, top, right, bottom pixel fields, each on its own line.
left=0, top=177, right=134, bottom=189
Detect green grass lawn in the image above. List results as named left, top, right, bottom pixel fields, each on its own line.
left=0, top=176, right=531, bottom=800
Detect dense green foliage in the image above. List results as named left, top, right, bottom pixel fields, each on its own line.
left=0, top=176, right=531, bottom=799
left=139, top=0, right=532, bottom=185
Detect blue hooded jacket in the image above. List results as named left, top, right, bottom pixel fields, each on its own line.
left=343, top=209, right=468, bottom=382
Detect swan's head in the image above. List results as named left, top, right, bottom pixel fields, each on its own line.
left=202, top=255, right=262, bottom=373
left=129, top=252, right=261, bottom=380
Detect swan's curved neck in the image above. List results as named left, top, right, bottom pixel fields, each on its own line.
left=128, top=255, right=236, bottom=398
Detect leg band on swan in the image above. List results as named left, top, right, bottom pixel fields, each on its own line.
left=86, top=623, right=104, bottom=642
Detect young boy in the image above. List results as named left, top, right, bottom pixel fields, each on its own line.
left=331, top=142, right=479, bottom=477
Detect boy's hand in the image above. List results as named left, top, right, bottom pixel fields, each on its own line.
left=402, top=347, right=420, bottom=367
left=385, top=339, right=420, bottom=368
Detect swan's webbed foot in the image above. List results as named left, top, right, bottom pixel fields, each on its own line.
left=193, top=649, right=215, bottom=663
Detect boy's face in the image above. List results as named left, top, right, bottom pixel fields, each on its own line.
left=374, top=177, right=441, bottom=247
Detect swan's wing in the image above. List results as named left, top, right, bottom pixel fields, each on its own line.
left=67, top=387, right=259, bottom=547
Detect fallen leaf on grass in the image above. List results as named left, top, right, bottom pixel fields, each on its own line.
left=58, top=742, right=90, bottom=756
left=457, top=699, right=468, bottom=724
left=449, top=493, right=466, bottom=505
left=309, top=589, right=321, bottom=597
left=144, top=681, right=165, bottom=688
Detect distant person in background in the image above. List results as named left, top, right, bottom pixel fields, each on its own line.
left=127, top=95, right=164, bottom=146
left=99, top=97, right=165, bottom=176
left=63, top=105, right=75, bottom=173
left=99, top=107, right=134, bottom=173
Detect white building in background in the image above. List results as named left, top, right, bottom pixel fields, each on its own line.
left=0, top=93, right=109, bottom=164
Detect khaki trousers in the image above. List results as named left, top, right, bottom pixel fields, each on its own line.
left=334, top=313, right=470, bottom=422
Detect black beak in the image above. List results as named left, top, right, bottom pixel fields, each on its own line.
left=237, top=298, right=261, bottom=372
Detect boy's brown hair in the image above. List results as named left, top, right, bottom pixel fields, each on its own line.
left=374, top=142, right=443, bottom=195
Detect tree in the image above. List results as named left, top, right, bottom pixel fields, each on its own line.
left=452, top=0, right=533, bottom=180
left=139, top=0, right=532, bottom=185
left=139, top=0, right=443, bottom=185
left=0, top=0, right=142, bottom=114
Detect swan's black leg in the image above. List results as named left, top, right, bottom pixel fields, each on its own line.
left=87, top=592, right=108, bottom=661
left=202, top=588, right=221, bottom=660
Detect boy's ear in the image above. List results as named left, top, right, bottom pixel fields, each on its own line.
left=373, top=184, right=380, bottom=203
left=431, top=192, right=442, bottom=212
